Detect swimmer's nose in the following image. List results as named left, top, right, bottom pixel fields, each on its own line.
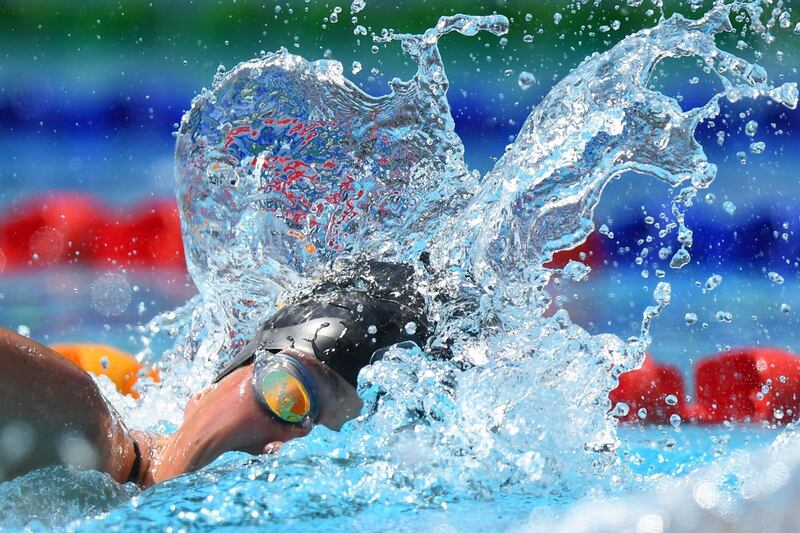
left=262, top=441, right=284, bottom=454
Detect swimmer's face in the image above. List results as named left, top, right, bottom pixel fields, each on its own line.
left=153, top=353, right=362, bottom=482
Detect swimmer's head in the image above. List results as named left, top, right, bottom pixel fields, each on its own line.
left=154, top=261, right=428, bottom=481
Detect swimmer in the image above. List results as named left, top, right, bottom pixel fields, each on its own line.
left=0, top=261, right=428, bottom=488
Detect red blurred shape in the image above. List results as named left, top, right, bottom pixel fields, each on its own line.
left=609, top=355, right=685, bottom=424
left=687, top=347, right=800, bottom=425
left=0, top=194, right=185, bottom=272
left=613, top=348, right=800, bottom=426
left=94, top=200, right=185, bottom=269
left=545, top=232, right=605, bottom=271
left=0, top=194, right=103, bottom=269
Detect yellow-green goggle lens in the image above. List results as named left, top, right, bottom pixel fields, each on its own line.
left=259, top=369, right=311, bottom=423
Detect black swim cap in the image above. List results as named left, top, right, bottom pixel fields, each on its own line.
left=214, top=261, right=429, bottom=386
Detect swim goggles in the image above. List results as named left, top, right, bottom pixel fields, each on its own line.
left=252, top=351, right=320, bottom=426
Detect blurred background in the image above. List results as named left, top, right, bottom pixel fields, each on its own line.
left=0, top=0, right=798, bottom=382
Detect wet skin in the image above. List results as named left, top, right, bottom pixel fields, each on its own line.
left=0, top=328, right=362, bottom=488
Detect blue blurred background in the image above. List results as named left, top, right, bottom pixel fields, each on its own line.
left=0, top=0, right=799, bottom=377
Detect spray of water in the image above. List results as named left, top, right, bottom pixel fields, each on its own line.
left=52, top=2, right=799, bottom=529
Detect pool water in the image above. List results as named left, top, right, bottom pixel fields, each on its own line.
left=0, top=266, right=792, bottom=531
left=0, top=425, right=786, bottom=531
left=2, top=2, right=800, bottom=531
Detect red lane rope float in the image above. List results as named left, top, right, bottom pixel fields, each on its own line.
left=609, top=355, right=686, bottom=424
left=1, top=193, right=607, bottom=274
left=688, top=347, right=800, bottom=424
left=611, top=347, right=800, bottom=425
left=3, top=196, right=796, bottom=427
left=0, top=193, right=185, bottom=272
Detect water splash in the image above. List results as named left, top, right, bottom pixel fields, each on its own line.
left=46, top=2, right=800, bottom=529
left=437, top=2, right=796, bottom=289
left=175, top=15, right=508, bottom=341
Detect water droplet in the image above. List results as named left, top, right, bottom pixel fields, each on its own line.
left=29, top=226, right=64, bottom=264
left=522, top=34, right=534, bottom=43
left=767, top=271, right=785, bottom=284
left=722, top=201, right=737, bottom=216
left=781, top=303, right=792, bottom=315
left=653, top=282, right=671, bottom=306
left=562, top=260, right=590, bottom=281
left=404, top=322, right=417, bottom=335
left=517, top=71, right=536, bottom=90
left=745, top=120, right=758, bottom=137
left=749, top=141, right=765, bottom=154
left=637, top=407, right=648, bottom=419
left=16, top=324, right=31, bottom=337
left=637, top=515, right=664, bottom=533
left=0, top=420, right=35, bottom=465
left=351, top=61, right=362, bottom=75
left=665, top=394, right=678, bottom=406
left=715, top=311, right=732, bottom=323
left=774, top=408, right=785, bottom=420
left=90, top=272, right=132, bottom=317
left=612, top=402, right=630, bottom=417
left=669, top=248, right=691, bottom=269
left=670, top=413, right=682, bottom=428
left=685, top=312, right=698, bottom=326
left=367, top=324, right=378, bottom=334
left=99, top=356, right=110, bottom=370
left=350, top=0, right=366, bottom=14
left=704, top=274, right=722, bottom=291
left=779, top=11, right=792, bottom=29
left=57, top=433, right=98, bottom=470
left=553, top=12, right=562, bottom=24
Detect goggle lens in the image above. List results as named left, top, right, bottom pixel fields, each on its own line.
left=258, top=369, right=312, bottom=424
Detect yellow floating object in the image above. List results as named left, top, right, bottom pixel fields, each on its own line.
left=50, top=343, right=159, bottom=398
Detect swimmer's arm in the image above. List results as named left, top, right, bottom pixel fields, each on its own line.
left=0, top=328, right=138, bottom=484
